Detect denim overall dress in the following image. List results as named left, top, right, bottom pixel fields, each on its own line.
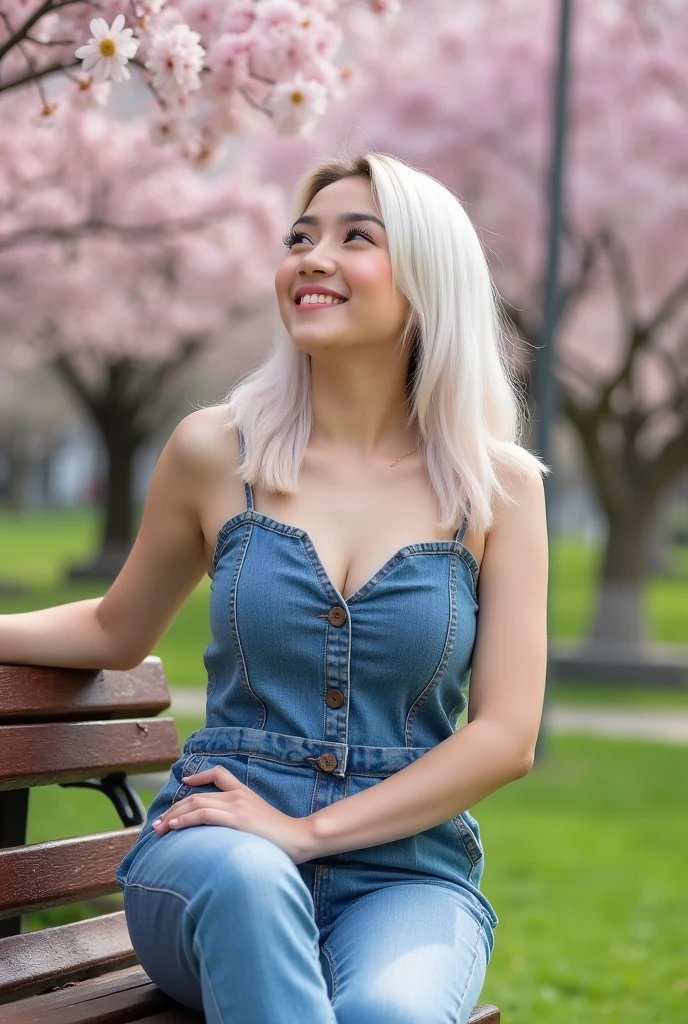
left=116, top=428, right=499, bottom=1021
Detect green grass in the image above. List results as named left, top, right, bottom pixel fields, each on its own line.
left=550, top=538, right=688, bottom=645
left=477, top=736, right=688, bottom=1023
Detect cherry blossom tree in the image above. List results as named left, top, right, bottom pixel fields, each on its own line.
left=0, top=95, right=285, bottom=576
left=250, top=0, right=688, bottom=647
left=0, top=0, right=399, bottom=160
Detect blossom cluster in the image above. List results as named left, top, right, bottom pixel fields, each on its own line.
left=0, top=0, right=400, bottom=160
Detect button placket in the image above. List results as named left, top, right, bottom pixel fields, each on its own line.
left=319, top=605, right=350, bottom=747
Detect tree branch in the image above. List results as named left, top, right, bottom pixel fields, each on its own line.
left=0, top=57, right=81, bottom=94
left=0, top=0, right=53, bottom=63
left=0, top=207, right=240, bottom=251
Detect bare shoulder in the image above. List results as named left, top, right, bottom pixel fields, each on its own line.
left=484, top=462, right=547, bottom=562
left=167, top=405, right=239, bottom=482
left=491, top=463, right=546, bottom=526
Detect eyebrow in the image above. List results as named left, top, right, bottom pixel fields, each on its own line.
left=291, top=212, right=386, bottom=231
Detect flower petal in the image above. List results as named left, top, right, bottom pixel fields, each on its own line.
left=92, top=60, right=110, bottom=83
left=79, top=52, right=101, bottom=72
left=119, top=38, right=139, bottom=58
left=89, top=18, right=109, bottom=39
left=110, top=13, right=125, bottom=35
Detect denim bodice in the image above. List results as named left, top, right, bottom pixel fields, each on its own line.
left=202, top=430, right=479, bottom=757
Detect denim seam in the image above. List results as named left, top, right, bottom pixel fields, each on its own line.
left=211, top=514, right=480, bottom=603
left=172, top=753, right=206, bottom=803
left=230, top=520, right=267, bottom=728
left=310, top=769, right=322, bottom=815
left=456, top=548, right=479, bottom=600
left=404, top=556, right=458, bottom=746
left=312, top=864, right=326, bottom=932
left=211, top=517, right=247, bottom=576
left=322, top=623, right=330, bottom=737
left=342, top=600, right=351, bottom=751
left=452, top=911, right=485, bottom=1024
left=321, top=940, right=339, bottom=1002
left=125, top=881, right=224, bottom=1024
left=180, top=749, right=423, bottom=778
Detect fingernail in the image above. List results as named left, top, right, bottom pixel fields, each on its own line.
left=153, top=818, right=162, bottom=827
left=169, top=818, right=179, bottom=827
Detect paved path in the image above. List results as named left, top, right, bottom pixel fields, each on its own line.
left=167, top=687, right=688, bottom=745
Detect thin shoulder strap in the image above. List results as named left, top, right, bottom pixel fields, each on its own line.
left=455, top=498, right=471, bottom=543
left=237, top=428, right=254, bottom=512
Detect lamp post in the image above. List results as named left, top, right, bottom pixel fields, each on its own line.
left=533, top=0, right=573, bottom=761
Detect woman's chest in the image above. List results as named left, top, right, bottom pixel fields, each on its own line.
left=202, top=453, right=484, bottom=602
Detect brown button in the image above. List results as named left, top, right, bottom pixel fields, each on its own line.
left=316, top=753, right=337, bottom=772
left=325, top=688, right=345, bottom=709
left=327, top=606, right=346, bottom=627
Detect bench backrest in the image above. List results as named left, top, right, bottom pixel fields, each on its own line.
left=0, top=657, right=181, bottom=1002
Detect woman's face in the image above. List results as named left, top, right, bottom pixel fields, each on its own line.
left=275, top=175, right=409, bottom=355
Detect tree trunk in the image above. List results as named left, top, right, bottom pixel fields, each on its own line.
left=587, top=506, right=654, bottom=650
left=67, top=415, right=139, bottom=580
left=66, top=363, right=143, bottom=581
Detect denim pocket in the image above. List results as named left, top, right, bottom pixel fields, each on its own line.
left=173, top=752, right=250, bottom=803
left=450, top=811, right=484, bottom=868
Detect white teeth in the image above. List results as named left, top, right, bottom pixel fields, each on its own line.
left=298, top=293, right=345, bottom=305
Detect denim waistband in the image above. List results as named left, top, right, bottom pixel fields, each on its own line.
left=183, top=726, right=435, bottom=780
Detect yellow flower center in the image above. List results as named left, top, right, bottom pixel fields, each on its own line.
left=99, top=38, right=116, bottom=58
left=291, top=90, right=304, bottom=105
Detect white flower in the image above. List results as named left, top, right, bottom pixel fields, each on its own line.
left=266, top=73, right=328, bottom=136
left=75, top=15, right=140, bottom=85
left=145, top=23, right=206, bottom=99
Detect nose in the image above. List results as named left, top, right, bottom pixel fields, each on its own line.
left=297, top=242, right=336, bottom=277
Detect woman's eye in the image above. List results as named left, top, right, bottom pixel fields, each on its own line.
left=344, top=227, right=374, bottom=243
left=282, top=226, right=375, bottom=248
left=282, top=231, right=310, bottom=248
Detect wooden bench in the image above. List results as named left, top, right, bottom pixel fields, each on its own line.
left=0, top=657, right=501, bottom=1023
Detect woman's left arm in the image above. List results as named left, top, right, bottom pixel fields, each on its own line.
left=303, top=465, right=549, bottom=860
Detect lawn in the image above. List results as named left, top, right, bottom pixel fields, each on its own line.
left=2, top=509, right=688, bottom=1022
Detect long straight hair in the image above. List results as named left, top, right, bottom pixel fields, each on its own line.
left=220, top=152, right=548, bottom=534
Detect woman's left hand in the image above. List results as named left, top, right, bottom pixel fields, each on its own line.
left=151, top=765, right=317, bottom=865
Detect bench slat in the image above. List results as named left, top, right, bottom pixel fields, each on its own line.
left=0, top=828, right=141, bottom=918
left=0, top=966, right=164, bottom=1022
left=0, top=719, right=180, bottom=790
left=0, top=658, right=171, bottom=722
left=1, top=964, right=500, bottom=1023
left=0, top=911, right=137, bottom=1002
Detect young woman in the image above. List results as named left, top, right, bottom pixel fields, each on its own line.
left=2, top=153, right=549, bottom=1024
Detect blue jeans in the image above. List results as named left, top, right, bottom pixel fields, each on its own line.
left=122, top=823, right=492, bottom=1024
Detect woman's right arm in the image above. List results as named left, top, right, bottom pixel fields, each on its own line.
left=0, top=410, right=225, bottom=671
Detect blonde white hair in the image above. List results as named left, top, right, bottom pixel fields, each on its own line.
left=220, top=152, right=548, bottom=534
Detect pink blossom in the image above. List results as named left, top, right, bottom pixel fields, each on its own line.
left=207, top=32, right=253, bottom=90
left=70, top=75, right=112, bottom=110
left=145, top=22, right=206, bottom=98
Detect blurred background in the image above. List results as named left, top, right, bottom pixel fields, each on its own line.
left=0, top=1, right=686, bottom=1022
